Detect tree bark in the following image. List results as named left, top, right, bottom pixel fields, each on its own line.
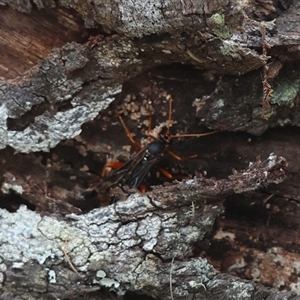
left=0, top=0, right=300, bottom=299
left=0, top=155, right=289, bottom=299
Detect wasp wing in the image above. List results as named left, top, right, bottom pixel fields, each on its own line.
left=125, top=153, right=163, bottom=188
left=97, top=141, right=167, bottom=190
left=96, top=147, right=148, bottom=191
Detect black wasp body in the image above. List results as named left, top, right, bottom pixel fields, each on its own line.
left=96, top=96, right=216, bottom=195
left=98, top=137, right=169, bottom=191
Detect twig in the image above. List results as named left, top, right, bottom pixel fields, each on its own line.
left=61, top=243, right=78, bottom=273
left=170, top=256, right=175, bottom=300
left=260, top=21, right=272, bottom=110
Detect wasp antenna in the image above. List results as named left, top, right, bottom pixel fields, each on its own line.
left=170, top=131, right=218, bottom=139
left=166, top=95, right=173, bottom=135
left=147, top=113, right=153, bottom=135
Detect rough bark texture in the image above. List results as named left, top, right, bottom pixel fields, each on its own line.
left=0, top=0, right=300, bottom=299
left=0, top=155, right=289, bottom=299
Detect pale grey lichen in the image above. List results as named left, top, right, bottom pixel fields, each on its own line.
left=0, top=104, right=8, bottom=149
left=0, top=258, right=7, bottom=284
left=94, top=270, right=124, bottom=293
left=70, top=244, right=91, bottom=267
left=116, top=222, right=138, bottom=240
left=137, top=215, right=161, bottom=240
left=0, top=192, right=223, bottom=296
left=0, top=272, right=4, bottom=284
left=46, top=268, right=57, bottom=284
left=212, top=99, right=225, bottom=109
left=6, top=86, right=121, bottom=153
left=100, top=277, right=121, bottom=289
left=118, top=0, right=169, bottom=37
left=206, top=277, right=254, bottom=298
left=1, top=183, right=24, bottom=194
left=115, top=193, right=156, bottom=217
left=142, top=238, right=157, bottom=251
left=220, top=41, right=242, bottom=60
left=11, top=262, right=24, bottom=269
left=0, top=205, right=90, bottom=265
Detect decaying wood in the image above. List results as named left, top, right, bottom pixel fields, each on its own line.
left=0, top=0, right=300, bottom=299
left=0, top=0, right=299, bottom=152
left=0, top=154, right=289, bottom=300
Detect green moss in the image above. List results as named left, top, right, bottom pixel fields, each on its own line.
left=270, top=79, right=300, bottom=107
left=208, top=13, right=230, bottom=39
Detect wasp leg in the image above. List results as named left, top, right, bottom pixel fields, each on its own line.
left=159, top=167, right=194, bottom=180
left=116, top=111, right=141, bottom=149
left=101, top=161, right=123, bottom=178
left=159, top=167, right=174, bottom=179
left=166, top=148, right=197, bottom=161
left=146, top=114, right=160, bottom=141
left=139, top=183, right=148, bottom=193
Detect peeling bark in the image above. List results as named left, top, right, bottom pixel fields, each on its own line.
left=1, top=30, right=256, bottom=153
left=0, top=0, right=299, bottom=152
left=0, top=154, right=289, bottom=299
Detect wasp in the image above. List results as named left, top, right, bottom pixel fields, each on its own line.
left=97, top=96, right=216, bottom=194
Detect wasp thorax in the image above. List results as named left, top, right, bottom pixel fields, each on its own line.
left=147, top=140, right=166, bottom=157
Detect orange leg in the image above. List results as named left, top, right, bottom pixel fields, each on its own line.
left=137, top=168, right=182, bottom=192
left=139, top=184, right=148, bottom=193
left=101, top=161, right=123, bottom=177
left=100, top=111, right=142, bottom=178
left=105, top=161, right=123, bottom=168
left=159, top=167, right=192, bottom=180
left=159, top=167, right=174, bottom=179
left=116, top=111, right=141, bottom=150
left=166, top=148, right=197, bottom=161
